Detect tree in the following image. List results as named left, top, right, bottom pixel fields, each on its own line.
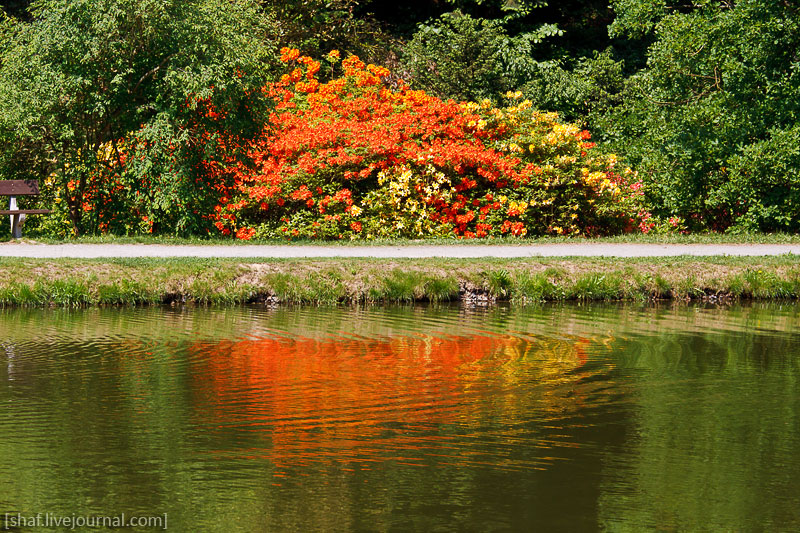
left=401, top=11, right=515, bottom=102
left=0, top=0, right=275, bottom=236
left=602, top=0, right=800, bottom=230
left=264, top=0, right=392, bottom=66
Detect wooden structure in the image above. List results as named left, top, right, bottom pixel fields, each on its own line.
left=0, top=180, right=50, bottom=238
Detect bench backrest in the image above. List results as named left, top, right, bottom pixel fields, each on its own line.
left=0, top=180, right=40, bottom=196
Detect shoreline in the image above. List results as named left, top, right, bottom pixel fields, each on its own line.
left=0, top=256, right=799, bottom=307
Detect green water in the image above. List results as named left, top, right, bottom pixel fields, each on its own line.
left=1, top=303, right=799, bottom=531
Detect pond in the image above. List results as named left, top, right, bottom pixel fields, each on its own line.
left=1, top=303, right=799, bottom=531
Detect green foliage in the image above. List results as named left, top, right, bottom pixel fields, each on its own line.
left=673, top=274, right=705, bottom=299
left=367, top=270, right=459, bottom=302
left=653, top=274, right=671, bottom=297
left=402, top=11, right=513, bottom=101
left=571, top=273, right=622, bottom=300
left=424, top=277, right=460, bottom=302
left=714, top=125, right=800, bottom=232
left=445, top=0, right=549, bottom=18
left=97, top=280, right=157, bottom=306
left=741, top=268, right=795, bottom=299
left=602, top=0, right=800, bottom=231
left=265, top=0, right=392, bottom=65
left=263, top=272, right=345, bottom=304
left=401, top=8, right=572, bottom=103
left=513, top=271, right=563, bottom=301
left=608, top=0, right=670, bottom=38
left=380, top=270, right=426, bottom=302
left=487, top=268, right=513, bottom=297
left=0, top=1, right=30, bottom=21
left=521, top=48, right=626, bottom=124
left=0, top=0, right=275, bottom=236
left=38, top=279, right=92, bottom=306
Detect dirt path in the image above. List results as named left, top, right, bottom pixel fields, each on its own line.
left=1, top=242, right=800, bottom=258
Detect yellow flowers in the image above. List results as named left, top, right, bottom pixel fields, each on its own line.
left=349, top=205, right=362, bottom=217
left=544, top=123, right=580, bottom=145
left=585, top=171, right=606, bottom=185
left=599, top=178, right=620, bottom=195
left=508, top=200, right=528, bottom=213
left=365, top=165, right=456, bottom=237
left=506, top=200, right=528, bottom=217
left=512, top=99, right=532, bottom=112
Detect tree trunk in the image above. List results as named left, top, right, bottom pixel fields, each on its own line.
left=65, top=175, right=85, bottom=237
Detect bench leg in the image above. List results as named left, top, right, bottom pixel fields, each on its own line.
left=8, top=196, right=26, bottom=239
left=11, top=214, right=26, bottom=239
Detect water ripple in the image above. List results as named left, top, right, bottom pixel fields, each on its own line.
left=1, top=303, right=800, bottom=531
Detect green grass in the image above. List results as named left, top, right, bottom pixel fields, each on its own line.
left=0, top=255, right=798, bottom=307
left=264, top=271, right=346, bottom=305
left=487, top=269, right=513, bottom=297
left=571, top=273, right=623, bottom=301
left=368, top=270, right=460, bottom=303
left=512, top=271, right=565, bottom=302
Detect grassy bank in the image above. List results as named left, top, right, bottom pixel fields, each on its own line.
left=0, top=256, right=799, bottom=307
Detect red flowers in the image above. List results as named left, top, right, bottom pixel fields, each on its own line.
left=211, top=51, right=648, bottom=240
left=236, top=227, right=256, bottom=240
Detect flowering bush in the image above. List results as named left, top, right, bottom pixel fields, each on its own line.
left=215, top=49, right=650, bottom=239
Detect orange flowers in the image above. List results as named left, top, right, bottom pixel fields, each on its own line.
left=211, top=51, right=647, bottom=240
left=235, top=227, right=256, bottom=240
left=280, top=47, right=300, bottom=62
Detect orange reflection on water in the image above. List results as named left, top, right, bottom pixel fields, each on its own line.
left=188, top=331, right=597, bottom=468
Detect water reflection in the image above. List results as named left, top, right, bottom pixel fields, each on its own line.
left=188, top=330, right=595, bottom=470
left=0, top=303, right=799, bottom=531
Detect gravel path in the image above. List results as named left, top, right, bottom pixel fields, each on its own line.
left=1, top=243, right=800, bottom=258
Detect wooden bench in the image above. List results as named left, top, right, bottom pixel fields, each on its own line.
left=0, top=180, right=51, bottom=238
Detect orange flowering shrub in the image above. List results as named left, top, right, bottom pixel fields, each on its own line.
left=215, top=48, right=648, bottom=239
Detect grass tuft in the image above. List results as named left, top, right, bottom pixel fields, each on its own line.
left=487, top=269, right=513, bottom=298
left=571, top=274, right=622, bottom=301
left=424, top=277, right=460, bottom=302
left=513, top=272, right=564, bottom=302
